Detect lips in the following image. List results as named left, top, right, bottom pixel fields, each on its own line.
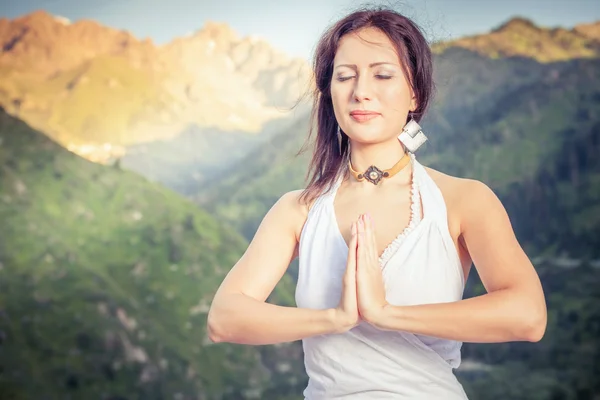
left=350, top=110, right=380, bottom=122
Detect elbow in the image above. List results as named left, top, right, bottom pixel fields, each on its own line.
left=206, top=293, right=251, bottom=344
left=206, top=307, right=227, bottom=343
left=521, top=307, right=547, bottom=343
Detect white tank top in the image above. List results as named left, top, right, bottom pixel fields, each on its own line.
left=296, top=154, right=469, bottom=399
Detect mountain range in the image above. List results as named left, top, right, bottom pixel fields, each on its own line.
left=1, top=11, right=599, bottom=167
left=0, top=11, right=311, bottom=161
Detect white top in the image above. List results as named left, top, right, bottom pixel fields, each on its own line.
left=296, top=154, right=469, bottom=399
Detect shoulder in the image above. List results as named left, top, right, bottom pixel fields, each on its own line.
left=272, top=189, right=311, bottom=240
left=274, top=189, right=310, bottom=218
left=425, top=166, right=496, bottom=200
left=423, top=166, right=506, bottom=228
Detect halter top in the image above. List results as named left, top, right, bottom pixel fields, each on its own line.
left=296, top=154, right=469, bottom=399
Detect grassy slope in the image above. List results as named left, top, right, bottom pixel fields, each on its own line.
left=0, top=108, right=275, bottom=400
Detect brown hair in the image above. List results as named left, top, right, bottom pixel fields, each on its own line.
left=298, top=6, right=434, bottom=205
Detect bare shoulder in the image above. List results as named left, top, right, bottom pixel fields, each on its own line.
left=425, top=166, right=494, bottom=197
left=278, top=189, right=310, bottom=215
left=423, top=166, right=505, bottom=227
left=275, top=189, right=312, bottom=240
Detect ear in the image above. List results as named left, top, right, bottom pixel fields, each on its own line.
left=409, top=93, right=417, bottom=112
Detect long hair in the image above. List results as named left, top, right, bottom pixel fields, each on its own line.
left=298, top=6, right=434, bottom=205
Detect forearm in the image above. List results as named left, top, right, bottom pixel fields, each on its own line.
left=207, top=293, right=338, bottom=345
left=374, top=289, right=546, bottom=343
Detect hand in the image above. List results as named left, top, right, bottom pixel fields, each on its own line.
left=333, top=221, right=361, bottom=333
left=356, top=213, right=389, bottom=326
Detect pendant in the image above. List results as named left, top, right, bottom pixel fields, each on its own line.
left=360, top=165, right=389, bottom=185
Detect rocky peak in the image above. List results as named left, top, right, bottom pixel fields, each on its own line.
left=434, top=17, right=600, bottom=62
left=13, top=9, right=54, bottom=25
left=0, top=10, right=156, bottom=75
left=197, top=21, right=239, bottom=44
left=491, top=17, right=540, bottom=34
left=574, top=21, right=600, bottom=41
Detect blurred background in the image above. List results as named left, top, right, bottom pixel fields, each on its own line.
left=0, top=0, right=599, bottom=399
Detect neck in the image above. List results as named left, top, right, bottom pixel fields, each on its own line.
left=348, top=139, right=411, bottom=186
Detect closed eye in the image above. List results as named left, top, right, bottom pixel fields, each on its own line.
left=336, top=75, right=392, bottom=82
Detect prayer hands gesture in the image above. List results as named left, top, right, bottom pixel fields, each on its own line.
left=334, top=213, right=389, bottom=333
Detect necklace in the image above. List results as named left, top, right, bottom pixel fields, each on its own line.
left=348, top=152, right=410, bottom=185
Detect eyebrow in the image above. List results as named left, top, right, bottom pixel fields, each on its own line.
left=334, top=62, right=397, bottom=70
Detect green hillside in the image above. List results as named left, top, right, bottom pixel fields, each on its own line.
left=0, top=108, right=282, bottom=399
left=428, top=57, right=600, bottom=257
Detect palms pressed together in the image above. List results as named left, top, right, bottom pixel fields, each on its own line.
left=336, top=213, right=390, bottom=332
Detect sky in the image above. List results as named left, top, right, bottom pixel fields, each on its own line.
left=1, top=0, right=599, bottom=60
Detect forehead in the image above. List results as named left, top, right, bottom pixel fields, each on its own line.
left=334, top=27, right=400, bottom=64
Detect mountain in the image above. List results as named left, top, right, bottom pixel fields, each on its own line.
left=122, top=17, right=600, bottom=194
left=198, top=111, right=311, bottom=239
left=0, top=10, right=159, bottom=76
left=0, top=108, right=302, bottom=399
left=118, top=104, right=311, bottom=195
left=429, top=57, right=600, bottom=257
left=0, top=11, right=311, bottom=162
left=2, top=13, right=596, bottom=168
left=432, top=18, right=600, bottom=62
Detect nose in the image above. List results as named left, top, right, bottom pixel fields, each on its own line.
left=353, top=75, right=372, bottom=102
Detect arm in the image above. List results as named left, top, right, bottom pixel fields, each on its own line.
left=207, top=190, right=340, bottom=345
left=372, top=180, right=547, bottom=343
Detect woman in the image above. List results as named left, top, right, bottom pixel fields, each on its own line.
left=207, top=7, right=547, bottom=399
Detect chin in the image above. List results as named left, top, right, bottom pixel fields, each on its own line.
left=348, top=135, right=386, bottom=145
left=346, top=127, right=387, bottom=143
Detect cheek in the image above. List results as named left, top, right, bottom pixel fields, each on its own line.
left=330, top=84, right=346, bottom=103
left=380, top=85, right=411, bottom=110
left=330, top=84, right=348, bottom=117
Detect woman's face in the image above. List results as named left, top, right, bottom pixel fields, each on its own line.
left=331, top=27, right=416, bottom=145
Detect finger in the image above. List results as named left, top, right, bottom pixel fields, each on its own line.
left=345, top=222, right=358, bottom=285
left=363, top=214, right=376, bottom=263
left=346, top=222, right=357, bottom=268
left=357, top=216, right=367, bottom=266
left=366, top=214, right=378, bottom=262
